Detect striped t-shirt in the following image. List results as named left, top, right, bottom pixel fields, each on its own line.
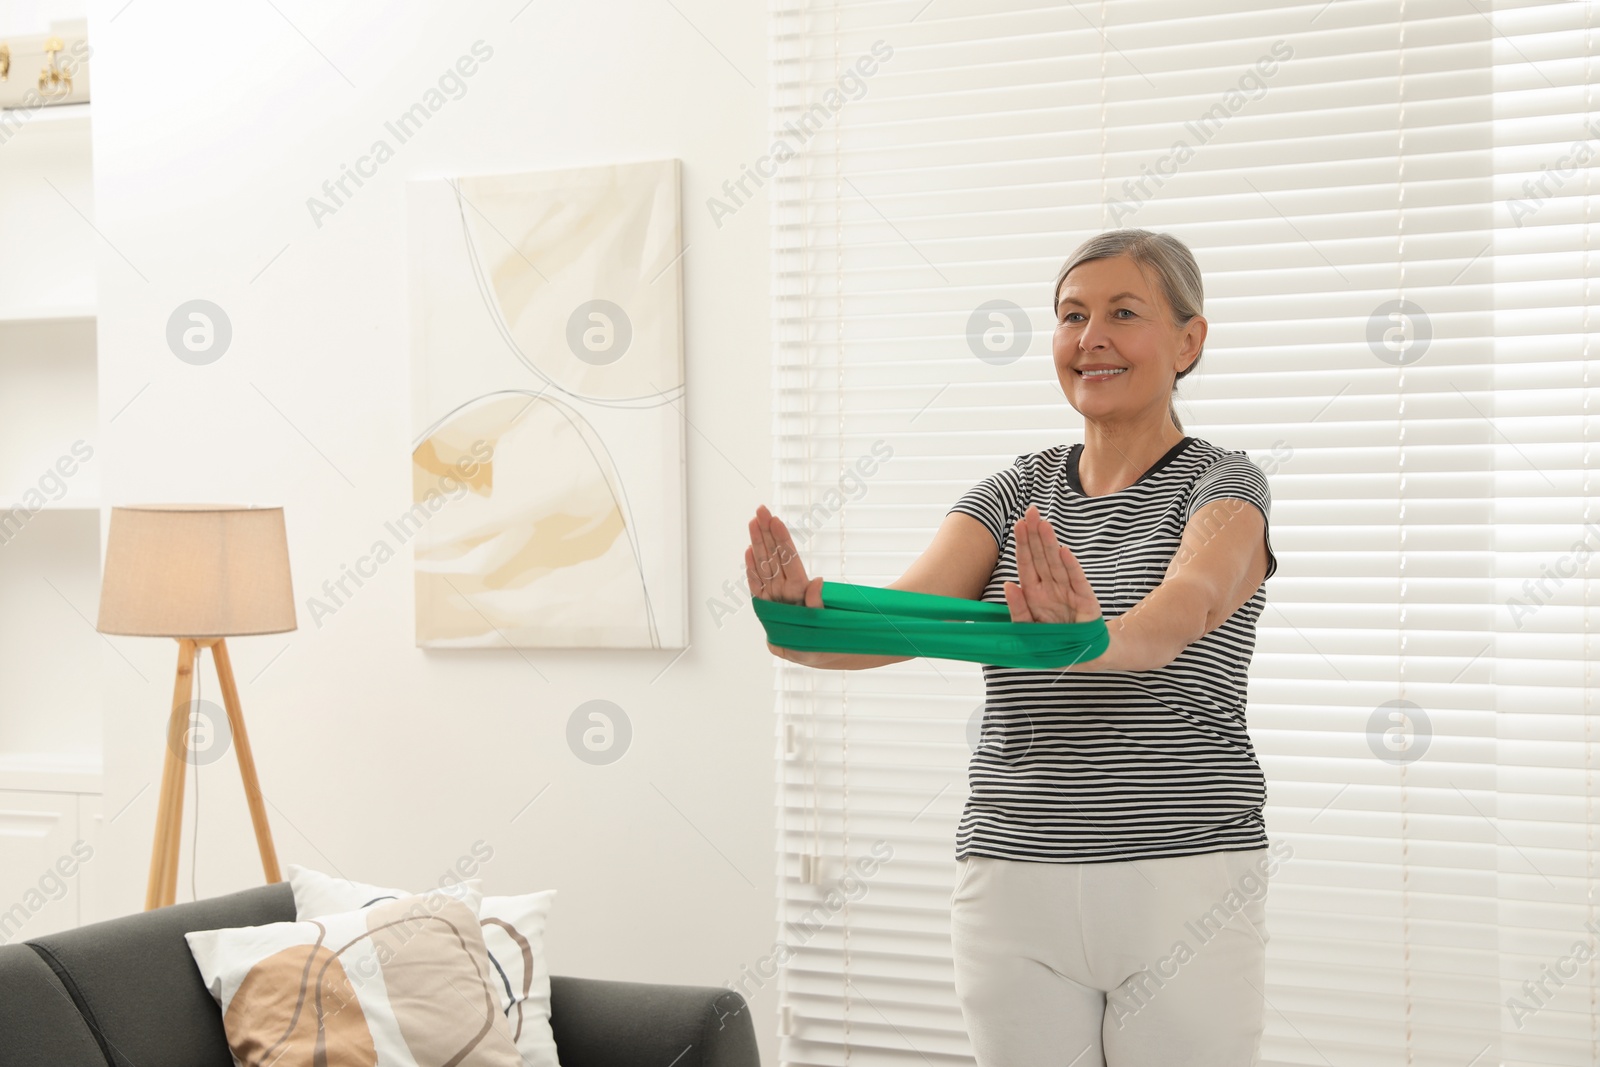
left=947, top=435, right=1279, bottom=864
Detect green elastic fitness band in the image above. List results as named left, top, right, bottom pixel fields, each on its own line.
left=751, top=579, right=1110, bottom=670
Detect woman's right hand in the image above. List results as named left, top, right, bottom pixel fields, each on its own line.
left=747, top=504, right=824, bottom=609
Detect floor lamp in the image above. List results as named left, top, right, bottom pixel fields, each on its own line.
left=95, top=504, right=297, bottom=911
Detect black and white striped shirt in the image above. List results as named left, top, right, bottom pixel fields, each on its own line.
left=947, top=435, right=1279, bottom=863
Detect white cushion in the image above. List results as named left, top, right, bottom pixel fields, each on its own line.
left=286, top=864, right=560, bottom=1067
left=185, top=893, right=521, bottom=1067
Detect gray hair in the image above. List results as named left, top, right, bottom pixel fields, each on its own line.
left=1052, top=229, right=1204, bottom=433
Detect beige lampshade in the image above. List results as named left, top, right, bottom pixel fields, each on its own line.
left=96, top=504, right=297, bottom=638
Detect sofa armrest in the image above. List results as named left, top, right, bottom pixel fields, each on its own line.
left=548, top=974, right=758, bottom=1067
left=0, top=944, right=107, bottom=1067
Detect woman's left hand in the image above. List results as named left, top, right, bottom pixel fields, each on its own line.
left=1003, top=504, right=1102, bottom=625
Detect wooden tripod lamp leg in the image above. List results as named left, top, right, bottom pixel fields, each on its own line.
left=146, top=639, right=197, bottom=911
left=211, top=638, right=282, bottom=885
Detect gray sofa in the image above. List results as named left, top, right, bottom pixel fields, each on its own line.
left=0, top=881, right=758, bottom=1067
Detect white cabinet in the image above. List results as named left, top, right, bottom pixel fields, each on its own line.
left=0, top=786, right=95, bottom=943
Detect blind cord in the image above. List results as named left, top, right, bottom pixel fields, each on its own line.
left=1097, top=0, right=1108, bottom=230
left=831, top=0, right=851, bottom=1055
left=1584, top=0, right=1595, bottom=1055
left=1396, top=2, right=1414, bottom=1061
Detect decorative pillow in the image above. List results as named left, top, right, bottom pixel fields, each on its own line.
left=286, top=864, right=483, bottom=917
left=287, top=864, right=559, bottom=1067
left=185, top=894, right=520, bottom=1067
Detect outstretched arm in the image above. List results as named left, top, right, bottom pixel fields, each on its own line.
left=1067, top=496, right=1271, bottom=673
left=747, top=504, right=998, bottom=670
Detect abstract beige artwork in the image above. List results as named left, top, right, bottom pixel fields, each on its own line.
left=406, top=159, right=687, bottom=649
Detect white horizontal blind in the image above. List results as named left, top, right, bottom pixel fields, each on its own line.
left=768, top=2, right=1594, bottom=1066
left=1492, top=4, right=1598, bottom=1066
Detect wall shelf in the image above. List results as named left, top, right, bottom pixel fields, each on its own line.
left=2, top=102, right=90, bottom=126
left=0, top=496, right=99, bottom=512
left=0, top=310, right=95, bottom=327
left=0, top=306, right=96, bottom=325
left=0, top=753, right=102, bottom=795
left=0, top=38, right=103, bottom=930
left=0, top=12, right=103, bottom=940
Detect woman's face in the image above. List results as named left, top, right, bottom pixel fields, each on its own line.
left=1051, top=253, right=1204, bottom=427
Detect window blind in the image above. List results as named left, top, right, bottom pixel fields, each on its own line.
left=767, top=1, right=1593, bottom=1064
left=1490, top=3, right=1598, bottom=1066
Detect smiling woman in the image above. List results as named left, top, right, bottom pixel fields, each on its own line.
left=746, top=227, right=1281, bottom=1066
left=1051, top=231, right=1206, bottom=440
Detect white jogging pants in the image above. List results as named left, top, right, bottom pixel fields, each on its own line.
left=950, top=846, right=1277, bottom=1066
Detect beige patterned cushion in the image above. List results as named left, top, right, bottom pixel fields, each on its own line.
left=287, top=864, right=560, bottom=1067
left=185, top=893, right=520, bottom=1067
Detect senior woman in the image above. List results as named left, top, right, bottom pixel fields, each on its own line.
left=746, top=228, right=1281, bottom=1064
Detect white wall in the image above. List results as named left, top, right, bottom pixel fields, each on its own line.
left=83, top=1, right=777, bottom=1061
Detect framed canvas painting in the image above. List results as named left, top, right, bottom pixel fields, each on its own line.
left=406, top=158, right=687, bottom=650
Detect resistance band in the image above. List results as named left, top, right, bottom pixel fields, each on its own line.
left=751, top=579, right=1110, bottom=670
